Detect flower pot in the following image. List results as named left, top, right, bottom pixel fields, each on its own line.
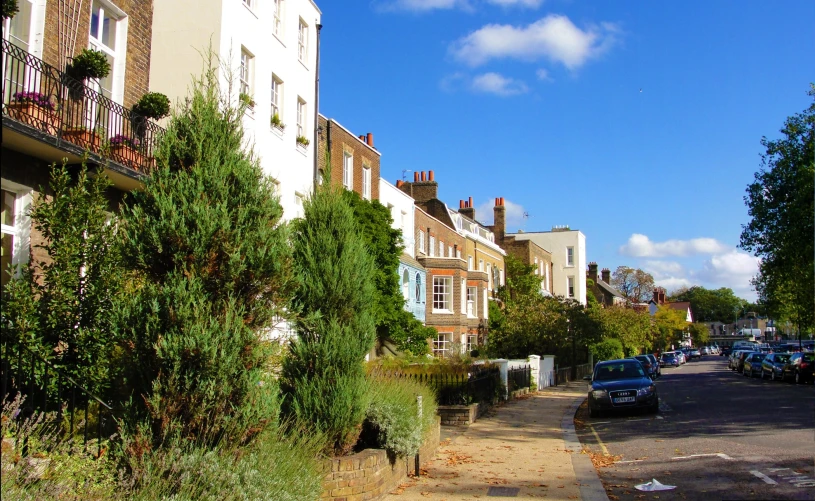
left=62, top=129, right=101, bottom=152
left=109, top=144, right=155, bottom=171
left=6, top=102, right=60, bottom=135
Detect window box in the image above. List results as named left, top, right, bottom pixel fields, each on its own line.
left=6, top=98, right=60, bottom=135
left=296, top=135, right=310, bottom=147
left=62, top=128, right=101, bottom=152
left=109, top=143, right=155, bottom=172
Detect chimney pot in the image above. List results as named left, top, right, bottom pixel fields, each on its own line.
left=468, top=196, right=473, bottom=208
left=459, top=200, right=465, bottom=208
left=396, top=180, right=403, bottom=188
left=421, top=171, right=426, bottom=182
left=429, top=170, right=435, bottom=181
left=367, top=132, right=374, bottom=147
left=501, top=197, right=505, bottom=205
left=414, top=172, right=419, bottom=182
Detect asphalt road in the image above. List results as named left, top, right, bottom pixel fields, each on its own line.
left=576, top=355, right=815, bottom=501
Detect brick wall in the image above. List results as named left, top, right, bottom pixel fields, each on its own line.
left=321, top=417, right=440, bottom=501
left=41, top=0, right=152, bottom=109
left=317, top=116, right=381, bottom=201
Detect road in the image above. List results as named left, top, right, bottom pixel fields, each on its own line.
left=576, top=355, right=815, bottom=501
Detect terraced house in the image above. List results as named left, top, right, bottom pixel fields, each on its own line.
left=399, top=171, right=492, bottom=356
left=150, top=0, right=321, bottom=221
left=2, top=0, right=160, bottom=287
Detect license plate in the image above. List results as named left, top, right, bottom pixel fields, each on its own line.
left=613, top=397, right=635, bottom=403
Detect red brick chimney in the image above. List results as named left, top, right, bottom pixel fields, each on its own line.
left=493, top=197, right=506, bottom=243
left=366, top=132, right=374, bottom=147
left=399, top=170, right=438, bottom=203
left=459, top=196, right=475, bottom=220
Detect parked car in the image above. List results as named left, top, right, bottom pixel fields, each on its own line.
left=721, top=346, right=732, bottom=357
left=646, top=354, right=661, bottom=377
left=781, top=352, right=814, bottom=384
left=634, top=355, right=658, bottom=379
left=688, top=348, right=701, bottom=359
left=661, top=352, right=680, bottom=368
left=742, top=353, right=767, bottom=378
left=584, top=359, right=659, bottom=417
left=761, top=353, right=791, bottom=381
left=728, top=350, right=744, bottom=370
left=675, top=351, right=687, bottom=364
left=735, top=351, right=754, bottom=373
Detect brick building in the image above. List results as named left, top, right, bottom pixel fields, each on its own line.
left=587, top=262, right=624, bottom=306
left=2, top=0, right=159, bottom=288
left=317, top=114, right=380, bottom=201
left=399, top=171, right=492, bottom=356
left=487, top=198, right=553, bottom=295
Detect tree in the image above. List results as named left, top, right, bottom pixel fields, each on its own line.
left=740, top=85, right=815, bottom=338
left=1, top=162, right=121, bottom=398
left=652, top=305, right=689, bottom=351
left=611, top=266, right=655, bottom=303
left=592, top=305, right=652, bottom=356
left=670, top=286, right=747, bottom=323
left=115, top=61, right=296, bottom=444
left=341, top=190, right=433, bottom=355
left=689, top=323, right=710, bottom=346
left=589, top=338, right=625, bottom=363
left=281, top=179, right=377, bottom=455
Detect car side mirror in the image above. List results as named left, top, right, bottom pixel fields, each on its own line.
left=582, top=375, right=592, bottom=381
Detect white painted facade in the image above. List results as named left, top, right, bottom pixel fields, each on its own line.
left=150, top=0, right=321, bottom=221
left=508, top=228, right=587, bottom=305
left=378, top=179, right=416, bottom=258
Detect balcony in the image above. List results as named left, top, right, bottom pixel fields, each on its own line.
left=2, top=39, right=164, bottom=191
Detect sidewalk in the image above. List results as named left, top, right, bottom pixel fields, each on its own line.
left=382, top=382, right=608, bottom=500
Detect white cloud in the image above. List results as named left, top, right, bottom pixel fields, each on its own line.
left=696, top=250, right=760, bottom=293
left=655, top=276, right=693, bottom=292
left=642, top=260, right=684, bottom=277
left=471, top=72, right=529, bottom=96
left=535, top=68, right=553, bottom=81
left=449, top=15, right=619, bottom=68
left=439, top=72, right=467, bottom=92
left=376, top=0, right=472, bottom=12
left=619, top=234, right=731, bottom=258
left=486, top=0, right=544, bottom=7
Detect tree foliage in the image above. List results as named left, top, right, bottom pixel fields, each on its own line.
left=114, top=61, right=295, bottom=444
left=589, top=338, right=625, bottom=362
left=652, top=305, right=689, bottom=351
left=611, top=266, right=655, bottom=303
left=740, top=85, right=815, bottom=336
left=669, top=286, right=746, bottom=323
left=592, top=305, right=651, bottom=356
left=689, top=322, right=710, bottom=346
left=1, top=162, right=120, bottom=397
left=281, top=179, right=377, bottom=455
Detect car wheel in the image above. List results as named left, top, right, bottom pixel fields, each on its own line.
left=795, top=371, right=801, bottom=384
left=588, top=401, right=598, bottom=418
left=771, top=371, right=775, bottom=381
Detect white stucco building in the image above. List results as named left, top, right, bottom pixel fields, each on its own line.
left=150, top=0, right=321, bottom=221
left=508, top=226, right=587, bottom=305
left=379, top=179, right=415, bottom=257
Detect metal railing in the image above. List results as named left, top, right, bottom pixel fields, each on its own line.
left=507, top=365, right=531, bottom=391
left=1, top=340, right=115, bottom=457
left=370, top=365, right=501, bottom=406
left=554, top=362, right=593, bottom=385
left=2, top=39, right=164, bottom=173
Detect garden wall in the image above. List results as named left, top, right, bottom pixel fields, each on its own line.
left=321, top=416, right=440, bottom=501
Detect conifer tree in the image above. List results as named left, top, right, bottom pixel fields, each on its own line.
left=115, top=60, right=296, bottom=444
left=1, top=162, right=120, bottom=397
left=281, top=177, right=377, bottom=455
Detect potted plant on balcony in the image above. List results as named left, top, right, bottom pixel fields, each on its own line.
left=2, top=0, right=19, bottom=19
left=296, top=135, right=310, bottom=147
left=131, top=91, right=170, bottom=139
left=107, top=134, right=153, bottom=171
left=64, top=49, right=111, bottom=99
left=62, top=125, right=102, bottom=152
left=239, top=92, right=256, bottom=109
left=270, top=113, right=285, bottom=131
left=8, top=91, right=60, bottom=134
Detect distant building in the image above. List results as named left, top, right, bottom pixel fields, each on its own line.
left=317, top=115, right=380, bottom=201
left=587, top=263, right=624, bottom=306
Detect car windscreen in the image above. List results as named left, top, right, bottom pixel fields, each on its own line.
left=773, top=354, right=790, bottom=363
left=750, top=354, right=766, bottom=361
left=803, top=354, right=814, bottom=362
left=594, top=363, right=645, bottom=381
left=634, top=356, right=649, bottom=363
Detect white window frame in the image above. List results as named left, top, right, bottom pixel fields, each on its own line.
left=567, top=276, right=575, bottom=298
left=362, top=165, right=371, bottom=200
left=87, top=0, right=127, bottom=103
left=467, top=255, right=473, bottom=271
left=429, top=236, right=436, bottom=257
left=534, top=257, right=539, bottom=275
left=415, top=273, right=422, bottom=303
left=239, top=48, right=254, bottom=99
left=467, top=286, right=477, bottom=318
left=298, top=18, right=308, bottom=63
left=296, top=97, right=306, bottom=139
left=433, top=332, right=452, bottom=358
left=1, top=181, right=32, bottom=288
left=566, top=246, right=574, bottom=267
left=479, top=259, right=484, bottom=272
left=343, top=151, right=353, bottom=190
left=432, top=276, right=452, bottom=313
left=487, top=264, right=492, bottom=290
left=402, top=269, right=410, bottom=302
left=460, top=278, right=466, bottom=314
left=418, top=231, right=425, bottom=255
left=271, top=74, right=283, bottom=120
left=465, top=334, right=477, bottom=353
left=439, top=240, right=444, bottom=257
left=272, top=0, right=283, bottom=38
left=294, top=192, right=304, bottom=206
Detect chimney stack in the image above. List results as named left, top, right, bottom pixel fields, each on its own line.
left=406, top=171, right=439, bottom=203
left=493, top=196, right=506, bottom=244
left=588, top=262, right=598, bottom=282
left=366, top=132, right=374, bottom=147
left=601, top=268, right=610, bottom=284
left=460, top=196, right=475, bottom=220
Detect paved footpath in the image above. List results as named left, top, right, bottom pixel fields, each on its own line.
left=383, top=382, right=608, bottom=501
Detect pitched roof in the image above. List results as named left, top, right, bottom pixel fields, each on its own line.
left=399, top=253, right=425, bottom=271
left=596, top=279, right=623, bottom=298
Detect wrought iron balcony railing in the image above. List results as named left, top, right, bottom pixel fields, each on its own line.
left=2, top=39, right=165, bottom=174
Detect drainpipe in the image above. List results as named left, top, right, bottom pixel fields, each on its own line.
left=313, top=23, right=322, bottom=187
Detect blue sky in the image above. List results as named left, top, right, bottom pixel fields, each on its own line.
left=317, top=0, right=814, bottom=302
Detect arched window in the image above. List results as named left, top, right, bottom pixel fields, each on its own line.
left=402, top=270, right=410, bottom=301
left=415, top=273, right=422, bottom=302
